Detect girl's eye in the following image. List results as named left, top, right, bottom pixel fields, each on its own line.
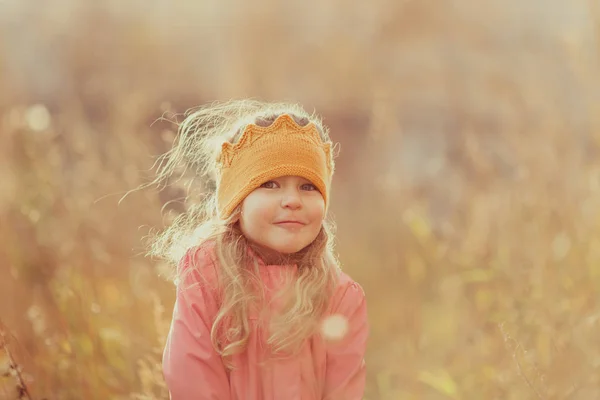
left=301, top=183, right=317, bottom=191
left=261, top=181, right=278, bottom=189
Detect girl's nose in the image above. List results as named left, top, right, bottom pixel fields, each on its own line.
left=280, top=191, right=302, bottom=210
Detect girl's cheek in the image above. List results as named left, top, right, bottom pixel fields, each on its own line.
left=308, top=202, right=325, bottom=220
left=257, top=204, right=274, bottom=220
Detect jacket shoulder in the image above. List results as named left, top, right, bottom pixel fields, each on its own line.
left=176, top=240, right=220, bottom=291
left=329, top=270, right=366, bottom=312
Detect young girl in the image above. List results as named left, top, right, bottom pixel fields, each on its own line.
left=152, top=100, right=369, bottom=399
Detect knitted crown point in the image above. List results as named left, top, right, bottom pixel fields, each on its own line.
left=216, top=113, right=335, bottom=219
left=219, top=114, right=333, bottom=172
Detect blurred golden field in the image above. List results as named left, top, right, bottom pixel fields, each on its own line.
left=2, top=1, right=600, bottom=399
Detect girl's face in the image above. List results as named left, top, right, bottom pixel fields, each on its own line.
left=239, top=175, right=325, bottom=258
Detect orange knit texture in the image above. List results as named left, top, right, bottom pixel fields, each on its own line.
left=217, top=114, right=334, bottom=218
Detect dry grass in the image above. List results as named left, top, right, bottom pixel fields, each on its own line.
left=2, top=0, right=600, bottom=399
left=1, top=320, right=35, bottom=400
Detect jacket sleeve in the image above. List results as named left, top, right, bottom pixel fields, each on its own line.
left=323, top=281, right=369, bottom=400
left=162, top=247, right=231, bottom=400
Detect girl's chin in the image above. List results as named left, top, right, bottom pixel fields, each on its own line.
left=264, top=240, right=310, bottom=256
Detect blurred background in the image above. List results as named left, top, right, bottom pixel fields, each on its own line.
left=2, top=0, right=600, bottom=399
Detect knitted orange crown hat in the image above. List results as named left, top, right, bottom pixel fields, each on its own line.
left=216, top=114, right=335, bottom=219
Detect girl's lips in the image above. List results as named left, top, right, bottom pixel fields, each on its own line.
left=274, top=221, right=305, bottom=228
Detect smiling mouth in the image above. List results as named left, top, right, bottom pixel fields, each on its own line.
left=274, top=221, right=305, bottom=228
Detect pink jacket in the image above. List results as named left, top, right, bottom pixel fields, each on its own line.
left=162, top=245, right=369, bottom=400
